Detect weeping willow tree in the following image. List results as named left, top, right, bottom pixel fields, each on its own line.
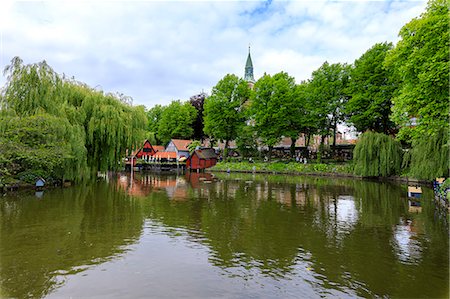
left=0, top=56, right=147, bottom=181
left=353, top=131, right=402, bottom=177
left=405, top=128, right=449, bottom=180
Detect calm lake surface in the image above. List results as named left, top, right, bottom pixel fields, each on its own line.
left=1, top=172, right=448, bottom=298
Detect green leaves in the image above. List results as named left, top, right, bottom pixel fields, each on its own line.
left=203, top=74, right=250, bottom=146
left=346, top=42, right=397, bottom=134
left=353, top=131, right=402, bottom=177
left=385, top=0, right=449, bottom=139
left=157, top=100, right=197, bottom=145
left=0, top=57, right=148, bottom=180
left=251, top=72, right=296, bottom=148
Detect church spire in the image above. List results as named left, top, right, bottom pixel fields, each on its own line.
left=244, top=46, right=255, bottom=83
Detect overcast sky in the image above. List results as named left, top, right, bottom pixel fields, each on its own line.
left=0, top=0, right=427, bottom=109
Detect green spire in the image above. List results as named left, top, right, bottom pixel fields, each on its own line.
left=244, top=46, right=255, bottom=83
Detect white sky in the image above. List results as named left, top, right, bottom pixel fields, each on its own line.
left=0, top=0, right=427, bottom=109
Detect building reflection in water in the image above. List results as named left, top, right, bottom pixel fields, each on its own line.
left=392, top=218, right=424, bottom=264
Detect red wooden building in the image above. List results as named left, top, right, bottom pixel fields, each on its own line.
left=186, top=148, right=217, bottom=170
left=135, top=140, right=164, bottom=161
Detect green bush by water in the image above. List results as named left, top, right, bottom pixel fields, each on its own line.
left=352, top=131, right=402, bottom=177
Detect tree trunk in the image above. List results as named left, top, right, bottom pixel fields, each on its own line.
left=305, top=133, right=311, bottom=158
left=268, top=145, right=273, bottom=162
left=290, top=137, right=297, bottom=158
left=318, top=135, right=326, bottom=163
left=224, top=139, right=229, bottom=162
left=332, top=118, right=337, bottom=156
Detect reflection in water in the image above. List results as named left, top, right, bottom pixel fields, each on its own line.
left=393, top=219, right=423, bottom=264
left=0, top=183, right=144, bottom=298
left=0, top=173, right=448, bottom=298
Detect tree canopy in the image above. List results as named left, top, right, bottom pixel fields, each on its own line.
left=203, top=74, right=250, bottom=150
left=157, top=100, right=197, bottom=145
left=251, top=72, right=298, bottom=157
left=0, top=57, right=147, bottom=181
left=346, top=42, right=397, bottom=134
left=308, top=62, right=350, bottom=147
left=385, top=0, right=449, bottom=140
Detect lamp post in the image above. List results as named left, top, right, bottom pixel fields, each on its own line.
left=130, top=150, right=134, bottom=190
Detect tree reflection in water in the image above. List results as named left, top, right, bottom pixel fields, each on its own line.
left=0, top=173, right=448, bottom=298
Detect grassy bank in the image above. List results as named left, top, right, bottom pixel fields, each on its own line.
left=210, top=161, right=354, bottom=176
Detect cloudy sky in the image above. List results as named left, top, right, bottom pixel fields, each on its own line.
left=1, top=0, right=426, bottom=109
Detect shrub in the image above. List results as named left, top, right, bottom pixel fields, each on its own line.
left=353, top=131, right=402, bottom=177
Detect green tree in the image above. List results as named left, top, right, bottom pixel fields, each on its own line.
left=405, top=128, right=449, bottom=180
left=187, top=140, right=202, bottom=154
left=147, top=104, right=165, bottom=144
left=353, top=131, right=402, bottom=177
left=203, top=74, right=250, bottom=158
left=385, top=0, right=449, bottom=140
left=235, top=124, right=258, bottom=158
left=0, top=112, right=84, bottom=182
left=288, top=81, right=317, bottom=157
left=346, top=42, right=397, bottom=134
left=250, top=72, right=296, bottom=159
left=0, top=57, right=148, bottom=179
left=157, top=100, right=197, bottom=145
left=308, top=62, right=350, bottom=152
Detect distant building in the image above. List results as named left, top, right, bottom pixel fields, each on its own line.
left=134, top=140, right=164, bottom=161
left=244, top=46, right=255, bottom=88
left=165, top=139, right=192, bottom=159
left=187, top=148, right=218, bottom=170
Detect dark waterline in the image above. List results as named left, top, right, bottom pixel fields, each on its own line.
left=0, top=173, right=448, bottom=298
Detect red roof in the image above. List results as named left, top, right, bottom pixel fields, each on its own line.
left=154, top=151, right=177, bottom=159
left=193, top=148, right=217, bottom=159
left=153, top=145, right=165, bottom=152
left=171, top=139, right=192, bottom=151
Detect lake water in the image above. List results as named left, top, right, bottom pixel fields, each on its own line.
left=0, top=172, right=448, bottom=298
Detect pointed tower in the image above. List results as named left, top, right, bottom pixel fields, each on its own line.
left=244, top=46, right=255, bottom=88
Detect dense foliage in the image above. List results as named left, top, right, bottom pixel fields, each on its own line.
left=189, top=92, right=207, bottom=141
left=407, top=128, right=449, bottom=180
left=157, top=100, right=197, bottom=145
left=0, top=0, right=446, bottom=183
left=251, top=73, right=291, bottom=156
left=385, top=0, right=449, bottom=140
left=308, top=62, right=350, bottom=148
left=203, top=74, right=250, bottom=154
left=346, top=42, right=397, bottom=134
left=0, top=57, right=147, bottom=182
left=353, top=131, right=402, bottom=177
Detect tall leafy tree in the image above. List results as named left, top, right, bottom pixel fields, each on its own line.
left=346, top=42, right=397, bottom=134
left=157, top=100, right=197, bottom=145
left=353, top=131, right=402, bottom=177
left=0, top=57, right=148, bottom=179
left=287, top=81, right=317, bottom=157
left=147, top=104, right=165, bottom=144
left=251, top=72, right=297, bottom=159
left=189, top=92, right=207, bottom=141
left=308, top=62, right=350, bottom=149
left=385, top=0, right=449, bottom=140
left=203, top=74, right=250, bottom=157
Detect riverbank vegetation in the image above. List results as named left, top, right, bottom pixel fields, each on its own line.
left=0, top=0, right=447, bottom=186
left=0, top=58, right=147, bottom=185
left=212, top=161, right=353, bottom=176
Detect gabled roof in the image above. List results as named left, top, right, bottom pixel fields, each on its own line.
left=193, top=148, right=217, bottom=159
left=171, top=139, right=192, bottom=151
left=155, top=151, right=177, bottom=160
left=153, top=145, right=165, bottom=152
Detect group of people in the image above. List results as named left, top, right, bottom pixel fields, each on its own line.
left=296, top=156, right=307, bottom=164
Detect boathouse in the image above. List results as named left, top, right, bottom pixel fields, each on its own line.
left=154, top=151, right=178, bottom=162
left=135, top=140, right=165, bottom=161
left=187, top=148, right=217, bottom=170
left=165, top=139, right=192, bottom=160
